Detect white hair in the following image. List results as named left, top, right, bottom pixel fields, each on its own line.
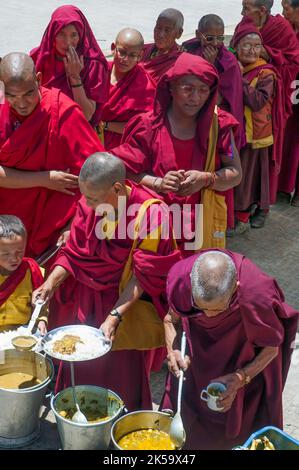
left=158, top=8, right=184, bottom=30
left=191, top=251, right=237, bottom=302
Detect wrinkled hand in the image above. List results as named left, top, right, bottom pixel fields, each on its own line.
left=46, top=170, right=78, bottom=196
left=160, top=170, right=186, bottom=193
left=37, top=320, right=47, bottom=336
left=167, top=350, right=190, bottom=378
left=100, top=315, right=120, bottom=342
left=32, top=281, right=55, bottom=305
left=63, top=46, right=84, bottom=82
left=57, top=230, right=70, bottom=247
left=210, top=373, right=242, bottom=413
left=203, top=45, right=218, bottom=64
left=177, top=170, right=207, bottom=196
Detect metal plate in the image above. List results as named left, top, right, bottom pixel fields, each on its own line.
left=41, top=325, right=112, bottom=362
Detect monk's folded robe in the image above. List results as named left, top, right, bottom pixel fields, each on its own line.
left=0, top=87, right=103, bottom=258
left=113, top=54, right=239, bottom=252
left=31, top=5, right=109, bottom=127
left=140, top=43, right=182, bottom=85
left=0, top=258, right=43, bottom=331
left=50, top=182, right=181, bottom=411
left=161, top=249, right=299, bottom=450
left=101, top=62, right=155, bottom=150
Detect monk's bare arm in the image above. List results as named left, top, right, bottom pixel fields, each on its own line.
left=214, top=131, right=242, bottom=191
left=241, top=346, right=279, bottom=383
left=105, top=122, right=127, bottom=135
left=164, top=310, right=190, bottom=377
left=32, top=266, right=70, bottom=304
left=0, top=166, right=78, bottom=195
left=71, top=86, right=96, bottom=122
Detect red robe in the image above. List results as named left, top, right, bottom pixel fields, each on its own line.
left=0, top=87, right=103, bottom=258
left=140, top=43, right=182, bottom=85
left=101, top=62, right=155, bottom=150
left=51, top=183, right=182, bottom=410
left=113, top=53, right=239, bottom=251
left=30, top=5, right=109, bottom=127
left=162, top=250, right=298, bottom=450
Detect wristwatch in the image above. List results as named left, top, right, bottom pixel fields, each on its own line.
left=109, top=308, right=122, bottom=322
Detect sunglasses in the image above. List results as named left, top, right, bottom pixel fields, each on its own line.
left=202, top=33, right=225, bottom=43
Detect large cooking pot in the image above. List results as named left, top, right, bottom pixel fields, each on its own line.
left=51, top=385, right=124, bottom=450
left=0, top=349, right=53, bottom=448
left=111, top=410, right=183, bottom=450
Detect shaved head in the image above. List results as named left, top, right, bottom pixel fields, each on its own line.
left=0, top=52, right=36, bottom=84
left=79, top=152, right=126, bottom=189
left=191, top=251, right=237, bottom=304
left=158, top=8, right=184, bottom=30
left=115, top=28, right=144, bottom=48
left=198, top=14, right=224, bottom=32
left=253, top=0, right=273, bottom=11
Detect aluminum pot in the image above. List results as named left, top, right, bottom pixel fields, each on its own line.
left=51, top=385, right=124, bottom=450
left=0, top=349, right=53, bottom=447
left=111, top=410, right=182, bottom=450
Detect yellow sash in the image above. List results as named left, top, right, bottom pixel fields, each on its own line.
left=112, top=198, right=168, bottom=351
left=199, top=107, right=227, bottom=250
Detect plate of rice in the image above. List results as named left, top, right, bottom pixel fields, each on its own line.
left=41, top=325, right=112, bottom=361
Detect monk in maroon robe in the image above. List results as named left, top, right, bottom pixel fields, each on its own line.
left=140, top=8, right=184, bottom=85
left=0, top=53, right=103, bottom=258
left=113, top=53, right=242, bottom=255
left=183, top=14, right=245, bottom=231
left=33, top=153, right=181, bottom=411
left=31, top=5, right=109, bottom=126
left=232, top=1, right=299, bottom=200
left=162, top=250, right=298, bottom=449
left=278, top=0, right=299, bottom=205
left=101, top=28, right=155, bottom=150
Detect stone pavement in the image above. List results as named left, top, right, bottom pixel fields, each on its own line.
left=21, top=195, right=299, bottom=449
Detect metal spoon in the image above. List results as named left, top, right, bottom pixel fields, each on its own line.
left=169, top=331, right=187, bottom=449
left=70, top=362, right=88, bottom=424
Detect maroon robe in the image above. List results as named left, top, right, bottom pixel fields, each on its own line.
left=161, top=250, right=298, bottom=450
left=101, top=62, right=155, bottom=150
left=51, top=183, right=182, bottom=410
left=140, top=43, right=182, bottom=85
left=0, top=87, right=103, bottom=258
left=113, top=53, right=239, bottom=252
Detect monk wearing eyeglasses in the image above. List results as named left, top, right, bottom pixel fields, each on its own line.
left=141, top=8, right=184, bottom=85
left=113, top=53, right=242, bottom=255
left=100, top=28, right=155, bottom=150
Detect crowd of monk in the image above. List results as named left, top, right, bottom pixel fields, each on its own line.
left=0, top=0, right=298, bottom=450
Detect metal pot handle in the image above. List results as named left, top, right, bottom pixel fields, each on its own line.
left=161, top=408, right=174, bottom=418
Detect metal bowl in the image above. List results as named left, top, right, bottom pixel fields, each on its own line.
left=41, top=325, right=112, bottom=362
left=11, top=335, right=37, bottom=351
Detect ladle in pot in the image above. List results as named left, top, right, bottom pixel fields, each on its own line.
left=70, top=362, right=88, bottom=424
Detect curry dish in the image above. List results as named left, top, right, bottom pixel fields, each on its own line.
left=53, top=334, right=83, bottom=355
left=59, top=407, right=109, bottom=423
left=0, top=372, right=41, bottom=389
left=118, top=429, right=176, bottom=450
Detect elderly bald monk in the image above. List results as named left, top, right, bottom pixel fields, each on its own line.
left=101, top=28, right=155, bottom=150
left=0, top=53, right=102, bottom=258
left=141, top=8, right=184, bottom=85
left=33, top=153, right=181, bottom=410
left=161, top=250, right=298, bottom=449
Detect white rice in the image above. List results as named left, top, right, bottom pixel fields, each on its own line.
left=45, top=329, right=109, bottom=361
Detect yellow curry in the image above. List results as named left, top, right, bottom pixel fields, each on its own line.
left=118, top=429, right=176, bottom=450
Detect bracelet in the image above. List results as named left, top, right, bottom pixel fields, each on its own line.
left=204, top=172, right=212, bottom=188
left=37, top=316, right=48, bottom=324
left=70, top=82, right=83, bottom=88
left=206, top=171, right=217, bottom=189
left=153, top=177, right=162, bottom=193
left=235, top=368, right=251, bottom=385
left=109, top=308, right=122, bottom=322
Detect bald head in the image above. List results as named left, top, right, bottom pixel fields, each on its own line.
left=191, top=251, right=237, bottom=304
left=79, top=152, right=126, bottom=189
left=253, top=0, right=273, bottom=12
left=198, top=14, right=224, bottom=32
left=0, top=52, right=36, bottom=84
left=115, top=28, right=144, bottom=48
left=158, top=8, right=184, bottom=30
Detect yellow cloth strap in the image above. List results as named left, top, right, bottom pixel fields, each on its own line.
left=199, top=106, right=227, bottom=250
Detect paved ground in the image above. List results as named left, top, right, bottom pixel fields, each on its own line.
left=17, top=195, right=299, bottom=449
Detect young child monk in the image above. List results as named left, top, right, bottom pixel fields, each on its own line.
left=0, top=215, right=45, bottom=333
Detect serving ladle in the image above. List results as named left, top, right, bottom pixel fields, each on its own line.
left=70, top=362, right=88, bottom=424
left=12, top=299, right=45, bottom=351
left=169, top=331, right=187, bottom=449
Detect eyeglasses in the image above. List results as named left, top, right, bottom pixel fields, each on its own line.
left=177, top=84, right=210, bottom=96
left=241, top=44, right=262, bottom=52
left=114, top=47, right=140, bottom=60
left=202, top=33, right=225, bottom=43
